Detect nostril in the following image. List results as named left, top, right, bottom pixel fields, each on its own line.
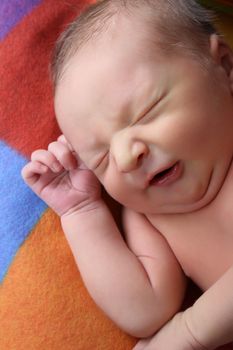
left=137, top=153, right=144, bottom=166
left=131, top=141, right=149, bottom=169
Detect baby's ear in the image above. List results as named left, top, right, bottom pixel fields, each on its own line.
left=209, top=34, right=233, bottom=87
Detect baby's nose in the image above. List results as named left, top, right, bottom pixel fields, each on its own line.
left=111, top=131, right=149, bottom=173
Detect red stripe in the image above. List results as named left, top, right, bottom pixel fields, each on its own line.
left=0, top=0, right=92, bottom=157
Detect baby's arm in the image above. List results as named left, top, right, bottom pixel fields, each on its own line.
left=22, top=137, right=186, bottom=337
left=63, top=205, right=186, bottom=338
left=185, top=264, right=233, bottom=349
left=122, top=208, right=186, bottom=328
left=134, top=265, right=233, bottom=350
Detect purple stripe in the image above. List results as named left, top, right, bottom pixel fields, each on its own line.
left=0, top=0, right=42, bottom=40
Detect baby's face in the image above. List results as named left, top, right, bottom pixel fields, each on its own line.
left=55, top=23, right=233, bottom=214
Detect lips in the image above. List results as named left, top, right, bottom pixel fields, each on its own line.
left=149, top=161, right=182, bottom=187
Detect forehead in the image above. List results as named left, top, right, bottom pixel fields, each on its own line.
left=54, top=21, right=165, bottom=140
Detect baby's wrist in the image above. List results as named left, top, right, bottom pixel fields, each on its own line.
left=60, top=198, right=105, bottom=219
left=183, top=308, right=213, bottom=350
left=60, top=198, right=112, bottom=239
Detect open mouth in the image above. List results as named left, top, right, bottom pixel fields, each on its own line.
left=149, top=162, right=182, bottom=187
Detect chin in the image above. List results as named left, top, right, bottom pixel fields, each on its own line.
left=148, top=187, right=215, bottom=214
left=165, top=172, right=216, bottom=213
left=165, top=183, right=221, bottom=214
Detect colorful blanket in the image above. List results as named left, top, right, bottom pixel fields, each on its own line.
left=0, top=1, right=232, bottom=349
left=0, top=1, right=135, bottom=349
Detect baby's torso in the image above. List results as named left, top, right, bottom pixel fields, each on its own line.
left=147, top=164, right=233, bottom=291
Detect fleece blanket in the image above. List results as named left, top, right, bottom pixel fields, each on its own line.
left=0, top=1, right=232, bottom=349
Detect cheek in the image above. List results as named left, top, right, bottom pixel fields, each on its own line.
left=101, top=170, right=136, bottom=207
left=151, top=112, right=210, bottom=156
left=103, top=176, right=127, bottom=204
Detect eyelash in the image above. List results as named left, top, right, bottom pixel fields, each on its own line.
left=135, top=96, right=164, bottom=125
left=136, top=111, right=155, bottom=125
left=93, top=98, right=163, bottom=171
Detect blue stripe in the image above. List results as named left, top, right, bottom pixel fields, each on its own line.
left=0, top=141, right=47, bottom=282
left=0, top=0, right=42, bottom=40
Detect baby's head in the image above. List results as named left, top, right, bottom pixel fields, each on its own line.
left=53, top=0, right=233, bottom=214
left=51, top=0, right=217, bottom=86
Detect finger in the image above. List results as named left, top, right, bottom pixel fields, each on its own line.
left=57, top=135, right=88, bottom=169
left=21, top=161, right=49, bottom=185
left=48, top=141, right=77, bottom=170
left=132, top=337, right=152, bottom=350
left=132, top=342, right=145, bottom=350
left=57, top=134, right=74, bottom=151
left=31, top=149, right=63, bottom=172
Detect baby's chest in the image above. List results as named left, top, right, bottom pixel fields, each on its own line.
left=168, top=220, right=233, bottom=290
left=150, top=206, right=233, bottom=290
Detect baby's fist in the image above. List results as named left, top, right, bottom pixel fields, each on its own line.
left=21, top=135, right=101, bottom=216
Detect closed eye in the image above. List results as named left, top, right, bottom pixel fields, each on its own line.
left=134, top=95, right=164, bottom=125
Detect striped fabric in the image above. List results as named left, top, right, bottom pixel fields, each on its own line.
left=0, top=1, right=232, bottom=349
left=0, top=1, right=135, bottom=349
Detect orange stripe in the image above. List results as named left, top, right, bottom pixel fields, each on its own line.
left=0, top=209, right=135, bottom=350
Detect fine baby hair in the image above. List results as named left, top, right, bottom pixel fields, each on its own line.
left=51, top=0, right=217, bottom=87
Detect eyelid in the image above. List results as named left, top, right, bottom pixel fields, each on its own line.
left=134, top=95, right=164, bottom=125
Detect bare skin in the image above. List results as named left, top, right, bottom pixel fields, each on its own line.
left=22, top=136, right=233, bottom=349
left=148, top=162, right=233, bottom=291
left=134, top=162, right=233, bottom=349
left=22, top=14, right=233, bottom=350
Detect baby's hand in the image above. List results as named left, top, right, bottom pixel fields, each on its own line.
left=133, top=311, right=206, bottom=350
left=21, top=135, right=101, bottom=217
